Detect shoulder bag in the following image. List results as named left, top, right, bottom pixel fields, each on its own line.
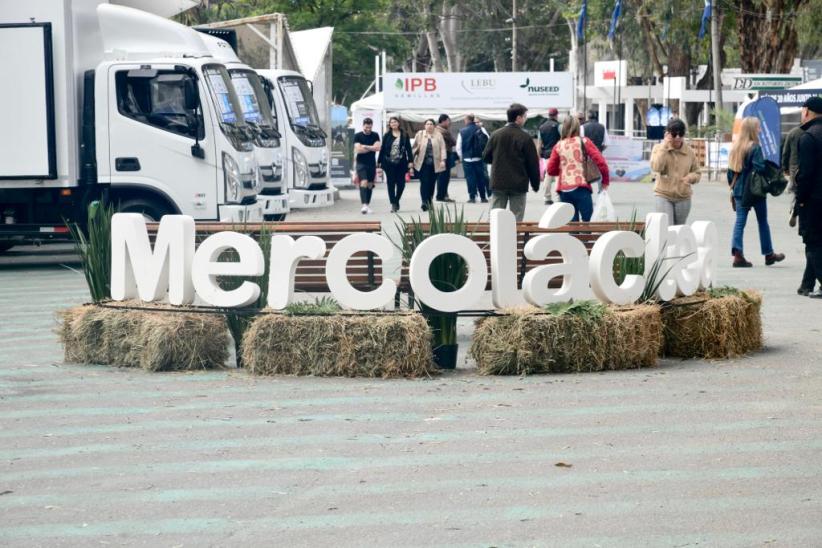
left=580, top=137, right=601, bottom=184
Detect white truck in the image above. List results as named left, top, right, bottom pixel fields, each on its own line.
left=0, top=1, right=263, bottom=251
left=258, top=68, right=334, bottom=209
left=198, top=32, right=290, bottom=221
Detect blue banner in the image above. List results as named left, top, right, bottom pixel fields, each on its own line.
left=743, top=96, right=781, bottom=165
left=608, top=0, right=622, bottom=42
left=577, top=0, right=587, bottom=42
left=698, top=0, right=711, bottom=40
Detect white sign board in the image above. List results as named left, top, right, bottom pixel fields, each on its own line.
left=383, top=72, right=573, bottom=110
left=720, top=73, right=802, bottom=91
left=603, top=136, right=649, bottom=182
left=594, top=60, right=628, bottom=88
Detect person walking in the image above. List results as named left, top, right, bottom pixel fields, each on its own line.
left=353, top=118, right=381, bottom=214
left=482, top=103, right=541, bottom=221
left=412, top=119, right=447, bottom=211
left=378, top=116, right=414, bottom=212
left=538, top=108, right=561, bottom=205
left=794, top=96, right=822, bottom=297
left=650, top=118, right=701, bottom=225
left=727, top=116, right=785, bottom=267
left=583, top=111, right=609, bottom=152
left=782, top=122, right=804, bottom=227
left=457, top=114, right=490, bottom=203
left=435, top=114, right=457, bottom=202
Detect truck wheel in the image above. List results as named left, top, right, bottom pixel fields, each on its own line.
left=0, top=243, right=14, bottom=253
left=118, top=198, right=171, bottom=222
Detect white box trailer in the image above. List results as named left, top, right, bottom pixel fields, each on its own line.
left=0, top=1, right=264, bottom=250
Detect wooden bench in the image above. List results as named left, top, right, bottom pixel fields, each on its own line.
left=147, top=221, right=384, bottom=293
left=396, top=221, right=645, bottom=309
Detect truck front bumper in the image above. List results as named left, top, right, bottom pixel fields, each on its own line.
left=218, top=203, right=264, bottom=223
left=259, top=194, right=290, bottom=216
left=289, top=187, right=335, bottom=209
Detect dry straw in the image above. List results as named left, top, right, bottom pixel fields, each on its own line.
left=241, top=312, right=434, bottom=378
left=470, top=304, right=663, bottom=375
left=59, top=302, right=229, bottom=371
left=662, top=289, right=762, bottom=359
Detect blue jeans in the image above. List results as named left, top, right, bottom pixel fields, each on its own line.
left=463, top=161, right=488, bottom=200
left=732, top=197, right=773, bottom=256
left=559, top=187, right=594, bottom=222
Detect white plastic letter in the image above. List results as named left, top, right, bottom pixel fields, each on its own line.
left=522, top=234, right=589, bottom=305
left=267, top=235, right=326, bottom=309
left=409, top=234, right=487, bottom=312
left=490, top=209, right=524, bottom=307
left=589, top=231, right=645, bottom=305
left=325, top=233, right=396, bottom=310
left=692, top=220, right=718, bottom=290
left=670, top=225, right=700, bottom=296
left=537, top=202, right=575, bottom=229
left=191, top=232, right=264, bottom=307
left=644, top=212, right=677, bottom=301
left=111, top=213, right=195, bottom=305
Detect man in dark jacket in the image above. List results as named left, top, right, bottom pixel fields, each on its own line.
left=538, top=108, right=561, bottom=205
left=583, top=111, right=607, bottom=152
left=459, top=114, right=489, bottom=203
left=482, top=103, right=540, bottom=221
left=436, top=114, right=457, bottom=202
left=795, top=96, right=822, bottom=298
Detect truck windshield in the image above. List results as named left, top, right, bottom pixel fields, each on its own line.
left=278, top=75, right=322, bottom=132
left=203, top=64, right=253, bottom=152
left=229, top=69, right=279, bottom=146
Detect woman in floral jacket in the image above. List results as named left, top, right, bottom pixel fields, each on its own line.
left=547, top=115, right=610, bottom=221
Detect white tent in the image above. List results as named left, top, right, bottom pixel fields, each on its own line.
left=350, top=92, right=552, bottom=126
left=780, top=77, right=822, bottom=114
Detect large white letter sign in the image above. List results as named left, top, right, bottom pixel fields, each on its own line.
left=644, top=213, right=677, bottom=301
left=409, top=234, right=488, bottom=312
left=326, top=234, right=396, bottom=310
left=522, top=202, right=588, bottom=305
left=669, top=225, right=700, bottom=296
left=267, top=235, right=326, bottom=309
left=191, top=232, right=264, bottom=307
left=111, top=213, right=195, bottom=305
left=490, top=209, right=524, bottom=308
left=589, top=231, right=645, bottom=305
left=691, top=221, right=718, bottom=290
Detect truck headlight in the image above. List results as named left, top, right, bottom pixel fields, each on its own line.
left=292, top=148, right=309, bottom=189
left=223, top=152, right=242, bottom=203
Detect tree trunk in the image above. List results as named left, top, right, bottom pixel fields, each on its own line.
left=439, top=3, right=460, bottom=72
left=735, top=0, right=808, bottom=73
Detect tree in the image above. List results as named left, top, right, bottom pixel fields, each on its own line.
left=733, top=0, right=810, bottom=73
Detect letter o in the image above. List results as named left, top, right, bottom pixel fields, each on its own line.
left=409, top=234, right=488, bottom=312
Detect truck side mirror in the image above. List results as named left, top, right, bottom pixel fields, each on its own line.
left=184, top=79, right=199, bottom=111
left=306, top=80, right=314, bottom=95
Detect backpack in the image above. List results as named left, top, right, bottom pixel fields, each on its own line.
left=467, top=126, right=489, bottom=158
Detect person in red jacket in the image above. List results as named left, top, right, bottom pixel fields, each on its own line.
left=547, top=115, right=610, bottom=221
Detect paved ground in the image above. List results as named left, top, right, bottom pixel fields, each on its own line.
left=1, top=178, right=821, bottom=547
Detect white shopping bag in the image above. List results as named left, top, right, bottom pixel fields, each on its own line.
left=592, top=190, right=616, bottom=222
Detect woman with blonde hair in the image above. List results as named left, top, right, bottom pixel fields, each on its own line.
left=546, top=114, right=610, bottom=221
left=412, top=119, right=447, bottom=211
left=727, top=116, right=785, bottom=267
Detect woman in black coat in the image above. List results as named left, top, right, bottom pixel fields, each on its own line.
left=378, top=116, right=414, bottom=212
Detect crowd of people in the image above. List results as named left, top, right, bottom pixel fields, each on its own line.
left=351, top=97, right=822, bottom=297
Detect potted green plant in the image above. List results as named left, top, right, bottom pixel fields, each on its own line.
left=395, top=204, right=470, bottom=369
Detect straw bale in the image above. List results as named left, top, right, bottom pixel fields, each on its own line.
left=662, top=291, right=762, bottom=359
left=58, top=302, right=229, bottom=371
left=241, top=312, right=434, bottom=378
left=470, top=305, right=663, bottom=375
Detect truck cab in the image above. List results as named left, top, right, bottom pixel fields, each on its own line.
left=199, top=33, right=289, bottom=221
left=258, top=69, right=334, bottom=210
left=0, top=1, right=262, bottom=250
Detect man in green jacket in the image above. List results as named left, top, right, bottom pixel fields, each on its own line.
left=482, top=103, right=541, bottom=221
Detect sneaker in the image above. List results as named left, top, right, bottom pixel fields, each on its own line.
left=798, top=287, right=812, bottom=296
left=810, top=290, right=822, bottom=299
left=544, top=199, right=553, bottom=205
left=467, top=197, right=477, bottom=204
left=480, top=198, right=488, bottom=203
left=765, top=252, right=785, bottom=266
left=421, top=204, right=429, bottom=212
left=360, top=205, right=368, bottom=214
left=391, top=204, right=399, bottom=213
left=366, top=206, right=373, bottom=214
left=437, top=197, right=456, bottom=203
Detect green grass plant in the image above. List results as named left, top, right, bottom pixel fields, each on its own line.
left=66, top=200, right=113, bottom=303
left=283, top=296, right=342, bottom=316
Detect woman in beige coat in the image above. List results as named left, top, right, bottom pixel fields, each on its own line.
left=650, top=118, right=701, bottom=224
left=412, top=119, right=447, bottom=211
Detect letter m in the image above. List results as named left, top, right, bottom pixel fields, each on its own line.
left=111, top=214, right=196, bottom=305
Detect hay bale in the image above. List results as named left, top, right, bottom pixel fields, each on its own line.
left=241, top=312, right=434, bottom=378
left=58, top=303, right=229, bottom=371
left=470, top=305, right=663, bottom=375
left=662, top=291, right=762, bottom=359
